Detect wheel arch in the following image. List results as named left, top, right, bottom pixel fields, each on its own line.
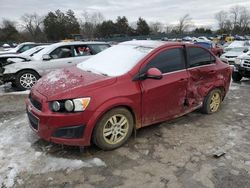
left=85, top=100, right=140, bottom=146
left=15, top=69, right=41, bottom=78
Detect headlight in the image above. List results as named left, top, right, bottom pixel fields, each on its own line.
left=65, top=100, right=74, bottom=112
left=51, top=97, right=91, bottom=112
left=52, top=101, right=61, bottom=112
left=235, top=58, right=241, bottom=65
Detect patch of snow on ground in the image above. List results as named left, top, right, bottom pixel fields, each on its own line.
left=230, top=85, right=240, bottom=90
left=0, top=114, right=106, bottom=188
left=0, top=84, right=30, bottom=96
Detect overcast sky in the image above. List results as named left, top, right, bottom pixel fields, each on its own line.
left=1, top=0, right=250, bottom=29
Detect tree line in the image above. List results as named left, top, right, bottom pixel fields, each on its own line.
left=0, top=5, right=249, bottom=43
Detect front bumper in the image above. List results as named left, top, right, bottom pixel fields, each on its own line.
left=26, top=90, right=94, bottom=146
left=2, top=73, right=15, bottom=83
left=234, top=65, right=250, bottom=78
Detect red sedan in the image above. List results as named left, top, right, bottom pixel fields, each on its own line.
left=26, top=40, right=232, bottom=150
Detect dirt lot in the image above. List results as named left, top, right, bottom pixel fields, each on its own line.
left=0, top=81, right=250, bottom=188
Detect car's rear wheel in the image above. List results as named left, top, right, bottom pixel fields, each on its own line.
left=201, top=89, right=222, bottom=114
left=93, top=108, right=133, bottom=150
left=232, top=71, right=242, bottom=82
left=15, top=70, right=40, bottom=91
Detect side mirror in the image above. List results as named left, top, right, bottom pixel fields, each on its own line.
left=146, top=68, right=163, bottom=80
left=42, top=54, right=52, bottom=61
left=133, top=67, right=163, bottom=81
left=243, top=49, right=249, bottom=53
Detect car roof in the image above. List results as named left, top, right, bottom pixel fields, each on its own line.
left=120, top=40, right=183, bottom=49
left=51, top=41, right=108, bottom=48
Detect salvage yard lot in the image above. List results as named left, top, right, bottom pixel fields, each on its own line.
left=0, top=81, right=250, bottom=188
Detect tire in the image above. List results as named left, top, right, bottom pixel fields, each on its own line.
left=232, top=72, right=242, bottom=82
left=15, top=70, right=40, bottom=91
left=201, top=89, right=222, bottom=114
left=93, top=108, right=134, bottom=150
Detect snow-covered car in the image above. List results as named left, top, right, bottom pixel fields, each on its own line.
left=197, top=36, right=211, bottom=42
left=220, top=47, right=249, bottom=65
left=232, top=50, right=250, bottom=81
left=224, top=40, right=250, bottom=52
left=2, top=41, right=110, bottom=90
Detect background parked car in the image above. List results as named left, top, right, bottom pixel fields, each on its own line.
left=194, top=42, right=224, bottom=57
left=232, top=50, right=250, bottom=81
left=0, top=46, right=48, bottom=81
left=220, top=47, right=250, bottom=65
left=2, top=41, right=110, bottom=90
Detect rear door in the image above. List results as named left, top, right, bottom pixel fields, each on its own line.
left=140, top=47, right=189, bottom=126
left=186, top=46, right=217, bottom=107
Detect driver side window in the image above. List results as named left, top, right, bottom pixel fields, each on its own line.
left=142, top=48, right=186, bottom=74
left=50, top=46, right=73, bottom=59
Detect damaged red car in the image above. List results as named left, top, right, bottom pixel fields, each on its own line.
left=26, top=40, right=232, bottom=150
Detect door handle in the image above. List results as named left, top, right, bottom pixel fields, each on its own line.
left=67, top=61, right=72, bottom=64
left=178, top=78, right=188, bottom=82
left=209, top=70, right=216, bottom=74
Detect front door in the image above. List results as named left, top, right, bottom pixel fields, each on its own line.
left=140, top=47, right=189, bottom=126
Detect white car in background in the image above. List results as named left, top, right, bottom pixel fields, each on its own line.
left=220, top=47, right=250, bottom=65
left=0, top=42, right=41, bottom=55
left=2, top=41, right=110, bottom=90
left=224, top=40, right=250, bottom=52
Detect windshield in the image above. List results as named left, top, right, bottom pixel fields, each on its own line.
left=21, top=46, right=46, bottom=56
left=77, top=44, right=153, bottom=76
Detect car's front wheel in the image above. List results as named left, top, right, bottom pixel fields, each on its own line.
left=232, top=71, right=242, bottom=82
left=15, top=70, right=40, bottom=91
left=93, top=108, right=134, bottom=150
left=201, top=89, right=222, bottom=114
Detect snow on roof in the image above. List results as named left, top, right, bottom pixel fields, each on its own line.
left=77, top=42, right=157, bottom=76
left=0, top=114, right=106, bottom=187
left=120, top=40, right=166, bottom=48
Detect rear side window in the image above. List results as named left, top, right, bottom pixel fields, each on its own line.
left=74, top=45, right=93, bottom=57
left=143, top=48, right=185, bottom=74
left=187, top=47, right=215, bottom=68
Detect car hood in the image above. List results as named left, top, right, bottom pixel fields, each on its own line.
left=237, top=53, right=250, bottom=59
left=34, top=66, right=116, bottom=101
left=222, top=51, right=243, bottom=57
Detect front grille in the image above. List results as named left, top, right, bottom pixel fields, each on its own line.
left=242, top=60, right=250, bottom=69
left=29, top=94, right=42, bottom=111
left=225, top=56, right=237, bottom=58
left=27, top=110, right=39, bottom=130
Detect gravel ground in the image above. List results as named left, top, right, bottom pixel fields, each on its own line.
left=0, top=81, right=250, bottom=188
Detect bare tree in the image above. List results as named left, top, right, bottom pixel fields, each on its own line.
left=149, top=22, right=163, bottom=34
left=230, top=6, right=243, bottom=28
left=215, top=11, right=228, bottom=30
left=80, top=11, right=104, bottom=39
left=21, top=13, right=44, bottom=41
left=165, top=24, right=174, bottom=34
left=176, top=14, right=193, bottom=34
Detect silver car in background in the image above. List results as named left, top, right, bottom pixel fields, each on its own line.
left=2, top=41, right=110, bottom=90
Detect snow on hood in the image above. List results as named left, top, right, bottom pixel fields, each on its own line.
left=34, top=67, right=112, bottom=99
left=221, top=50, right=245, bottom=58
left=0, top=114, right=106, bottom=187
